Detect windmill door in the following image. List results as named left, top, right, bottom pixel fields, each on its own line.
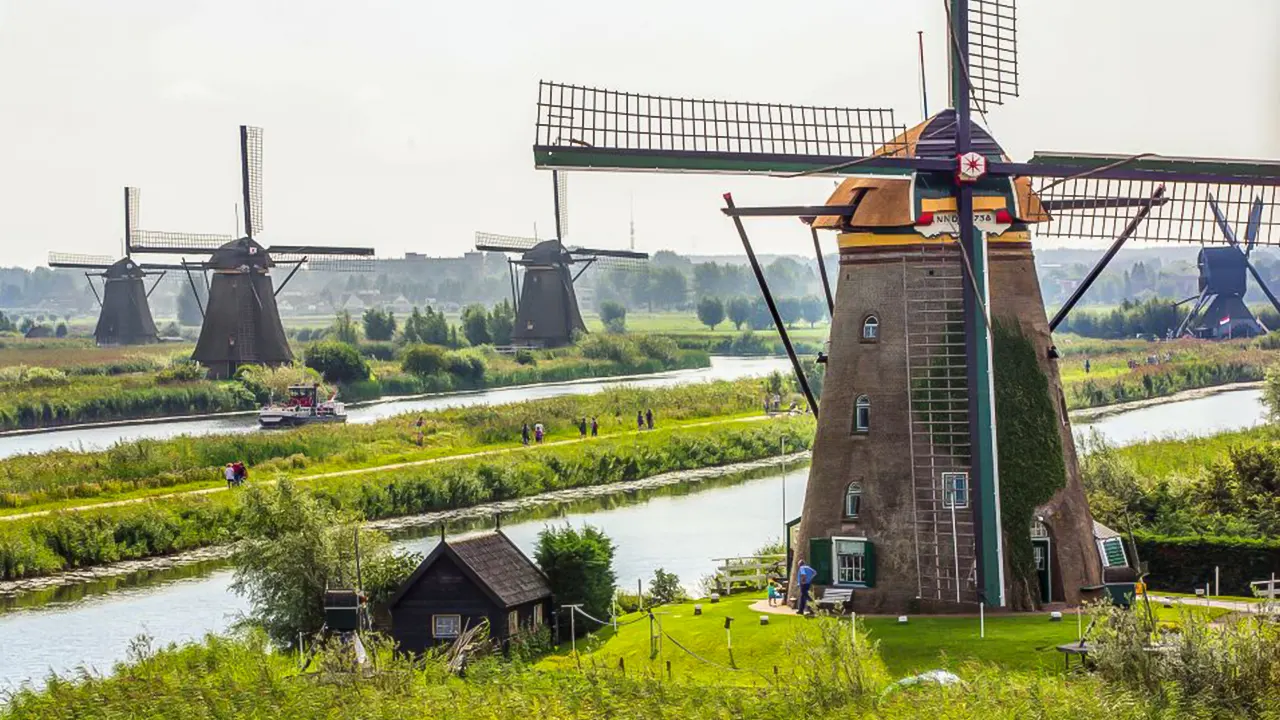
left=1032, top=537, right=1052, bottom=604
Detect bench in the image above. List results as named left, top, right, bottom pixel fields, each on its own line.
left=815, top=587, right=853, bottom=613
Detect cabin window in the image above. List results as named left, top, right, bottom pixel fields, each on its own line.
left=833, top=537, right=868, bottom=586
left=861, top=315, right=880, bottom=341
left=1098, top=537, right=1128, bottom=568
left=853, top=395, right=870, bottom=433
left=1030, top=520, right=1050, bottom=539
left=433, top=614, right=461, bottom=639
left=844, top=482, right=862, bottom=519
left=508, top=609, right=520, bottom=636
left=533, top=604, right=544, bottom=627
left=941, top=472, right=969, bottom=509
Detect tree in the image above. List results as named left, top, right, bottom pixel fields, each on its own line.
left=54, top=322, right=68, bottom=338
left=534, top=524, right=616, bottom=635
left=648, top=567, right=686, bottom=605
left=303, top=340, right=370, bottom=383
left=696, top=296, right=725, bottom=330
left=727, top=296, right=752, bottom=330
left=401, top=343, right=448, bottom=377
left=330, top=310, right=360, bottom=345
left=651, top=266, right=688, bottom=309
left=777, top=297, right=802, bottom=328
left=461, top=303, right=491, bottom=346
left=800, top=295, right=827, bottom=327
left=487, top=300, right=515, bottom=345
left=362, top=308, right=397, bottom=341
left=230, top=480, right=421, bottom=647
left=0, top=311, right=13, bottom=333
left=748, top=297, right=774, bottom=330
left=599, top=300, right=627, bottom=333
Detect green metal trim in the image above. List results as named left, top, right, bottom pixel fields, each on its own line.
left=533, top=148, right=919, bottom=177
left=1028, top=153, right=1280, bottom=182
left=808, top=537, right=833, bottom=585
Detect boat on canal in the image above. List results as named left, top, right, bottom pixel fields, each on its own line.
left=257, top=383, right=346, bottom=427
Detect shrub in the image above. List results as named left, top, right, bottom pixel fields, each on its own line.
left=635, top=335, right=677, bottom=364
left=401, top=344, right=448, bottom=378
left=579, top=334, right=639, bottom=366
left=303, top=341, right=370, bottom=383
left=648, top=567, right=685, bottom=605
left=444, top=350, right=487, bottom=385
left=330, top=310, right=360, bottom=345
left=361, top=308, right=397, bottom=341
left=730, top=330, right=769, bottom=355
left=514, top=349, right=536, bottom=366
left=54, top=322, right=68, bottom=338
left=358, top=341, right=397, bottom=362
left=461, top=304, right=491, bottom=346
left=487, top=301, right=515, bottom=346
left=599, top=301, right=626, bottom=328
left=535, top=524, right=616, bottom=636
left=156, top=360, right=206, bottom=384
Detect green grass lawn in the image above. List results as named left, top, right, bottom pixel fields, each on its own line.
left=1112, top=425, right=1280, bottom=480
left=583, top=311, right=831, bottom=341
left=538, top=594, right=1230, bottom=682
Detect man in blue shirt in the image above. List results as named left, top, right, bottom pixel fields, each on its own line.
left=796, top=561, right=817, bottom=615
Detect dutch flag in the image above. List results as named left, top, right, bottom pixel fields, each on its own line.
left=1219, top=316, right=1231, bottom=327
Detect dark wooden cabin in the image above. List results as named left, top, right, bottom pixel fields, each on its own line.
left=387, top=530, right=553, bottom=653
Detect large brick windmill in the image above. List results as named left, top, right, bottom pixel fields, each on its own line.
left=130, top=126, right=375, bottom=377
left=530, top=1, right=1280, bottom=611
left=48, top=187, right=184, bottom=345
left=474, top=172, right=648, bottom=347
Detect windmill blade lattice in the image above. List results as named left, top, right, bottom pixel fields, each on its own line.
left=48, top=252, right=117, bottom=269
left=129, top=230, right=237, bottom=254
left=556, top=171, right=569, bottom=240
left=534, top=81, right=908, bottom=173
left=474, top=232, right=542, bottom=253
left=578, top=254, right=647, bottom=272
left=967, top=0, right=1019, bottom=111
left=242, top=125, right=264, bottom=238
left=1033, top=177, right=1280, bottom=245
left=125, top=186, right=141, bottom=252
left=1246, top=196, right=1265, bottom=255
left=270, top=253, right=375, bottom=272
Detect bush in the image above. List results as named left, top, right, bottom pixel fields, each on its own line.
left=488, top=301, right=515, bottom=346
left=444, top=350, right=487, bottom=385
left=635, top=335, right=677, bottom=364
left=156, top=360, right=206, bottom=384
left=514, top=349, right=536, bottom=366
left=648, top=567, right=685, bottom=605
left=599, top=301, right=626, bottom=328
left=461, top=304, right=491, bottom=346
left=535, top=525, right=616, bottom=637
left=400, top=344, right=448, bottom=378
left=358, top=341, right=397, bottom=362
left=730, top=330, right=770, bottom=355
left=362, top=308, right=397, bottom=341
left=330, top=310, right=360, bottom=345
left=1135, top=533, right=1280, bottom=596
left=579, top=334, right=640, bottom=366
left=303, top=341, right=370, bottom=383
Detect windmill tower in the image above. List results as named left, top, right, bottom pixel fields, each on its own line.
left=474, top=173, right=648, bottom=347
left=48, top=187, right=182, bottom=346
left=129, top=126, right=375, bottom=377
left=529, top=0, right=1280, bottom=611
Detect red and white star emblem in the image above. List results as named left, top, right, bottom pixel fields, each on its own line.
left=956, top=152, right=987, bottom=183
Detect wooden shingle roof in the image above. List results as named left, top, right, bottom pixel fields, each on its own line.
left=450, top=532, right=552, bottom=607
left=387, top=530, right=552, bottom=610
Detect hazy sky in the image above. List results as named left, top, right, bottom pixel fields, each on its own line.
left=1, top=0, right=1278, bottom=268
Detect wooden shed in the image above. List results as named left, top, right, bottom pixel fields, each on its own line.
left=387, top=531, right=553, bottom=653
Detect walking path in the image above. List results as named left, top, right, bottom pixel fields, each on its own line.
left=0, top=414, right=781, bottom=522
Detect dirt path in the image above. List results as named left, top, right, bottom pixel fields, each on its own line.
left=0, top=414, right=781, bottom=522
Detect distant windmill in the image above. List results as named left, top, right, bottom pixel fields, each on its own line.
left=474, top=171, right=647, bottom=347
left=48, top=187, right=184, bottom=345
left=1172, top=195, right=1280, bottom=339
left=129, top=126, right=375, bottom=377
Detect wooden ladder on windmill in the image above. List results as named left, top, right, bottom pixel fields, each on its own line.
left=902, top=244, right=979, bottom=605
left=235, top=278, right=258, bottom=364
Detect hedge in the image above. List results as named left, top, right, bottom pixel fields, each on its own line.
left=1135, top=532, right=1280, bottom=596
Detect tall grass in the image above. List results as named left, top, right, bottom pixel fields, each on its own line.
left=0, top=379, right=769, bottom=510
left=0, top=417, right=813, bottom=579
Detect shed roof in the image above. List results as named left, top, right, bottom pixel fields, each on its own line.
left=388, top=530, right=552, bottom=609
left=1092, top=521, right=1122, bottom=540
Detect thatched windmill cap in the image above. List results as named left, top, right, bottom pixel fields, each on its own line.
left=102, top=257, right=147, bottom=280
left=208, top=237, right=273, bottom=271
left=810, top=109, right=1049, bottom=231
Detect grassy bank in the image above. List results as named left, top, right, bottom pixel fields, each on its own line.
left=0, top=600, right=1253, bottom=719
left=0, top=416, right=814, bottom=580
left=0, top=336, right=709, bottom=430
left=0, top=379, right=768, bottom=512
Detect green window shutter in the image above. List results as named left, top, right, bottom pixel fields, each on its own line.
left=864, top=541, right=876, bottom=588
left=1102, top=538, right=1126, bottom=567
left=808, top=537, right=833, bottom=585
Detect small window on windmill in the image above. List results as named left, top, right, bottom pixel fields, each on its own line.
left=853, top=395, right=870, bottom=433
left=941, top=472, right=969, bottom=509
left=844, top=482, right=862, bottom=519
left=324, top=589, right=363, bottom=633
left=861, top=315, right=879, bottom=342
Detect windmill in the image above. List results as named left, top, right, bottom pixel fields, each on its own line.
left=529, top=0, right=1280, bottom=612
left=47, top=187, right=185, bottom=345
left=474, top=172, right=648, bottom=347
left=1169, top=195, right=1279, bottom=339
left=129, top=126, right=375, bottom=377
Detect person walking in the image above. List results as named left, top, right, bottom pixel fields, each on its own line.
left=637, top=410, right=645, bottom=431
left=1084, top=358, right=1091, bottom=374
left=590, top=416, right=598, bottom=437
left=645, top=408, right=654, bottom=430
left=578, top=417, right=587, bottom=439
left=796, top=561, right=817, bottom=615
left=767, top=579, right=781, bottom=607
left=224, top=463, right=236, bottom=489
left=521, top=422, right=530, bottom=446
left=534, top=422, right=544, bottom=444
left=414, top=415, right=425, bottom=447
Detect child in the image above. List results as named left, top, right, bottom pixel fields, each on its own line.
left=766, top=579, right=781, bottom=607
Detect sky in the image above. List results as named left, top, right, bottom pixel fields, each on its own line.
left=1, top=0, right=1278, bottom=268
